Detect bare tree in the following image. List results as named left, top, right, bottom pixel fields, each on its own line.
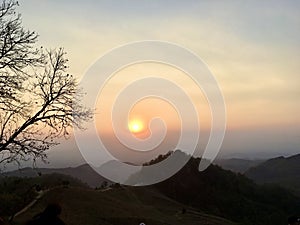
left=0, top=0, right=42, bottom=105
left=0, top=1, right=92, bottom=165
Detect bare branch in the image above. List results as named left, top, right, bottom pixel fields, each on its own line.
left=0, top=1, right=92, bottom=166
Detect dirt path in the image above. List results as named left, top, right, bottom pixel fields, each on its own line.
left=13, top=186, right=112, bottom=219
left=100, top=187, right=112, bottom=192
left=13, top=189, right=50, bottom=218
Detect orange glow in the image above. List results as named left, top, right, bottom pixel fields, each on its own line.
left=128, top=120, right=144, bottom=133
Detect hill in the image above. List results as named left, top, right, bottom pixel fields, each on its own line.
left=1, top=164, right=112, bottom=188
left=214, top=158, right=265, bottom=173
left=96, top=160, right=140, bottom=184
left=3, top=152, right=300, bottom=225
left=13, top=186, right=237, bottom=225
left=0, top=173, right=87, bottom=219
left=245, top=154, right=300, bottom=195
left=128, top=151, right=300, bottom=225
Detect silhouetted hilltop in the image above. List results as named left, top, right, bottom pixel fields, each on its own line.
left=126, top=150, right=194, bottom=185
left=245, top=153, right=300, bottom=195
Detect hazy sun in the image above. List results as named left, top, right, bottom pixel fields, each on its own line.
left=128, top=120, right=144, bottom=133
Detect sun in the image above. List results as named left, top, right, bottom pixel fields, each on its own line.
left=128, top=120, right=144, bottom=133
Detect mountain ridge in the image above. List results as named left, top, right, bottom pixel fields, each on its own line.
left=245, top=153, right=300, bottom=195
left=1, top=163, right=112, bottom=188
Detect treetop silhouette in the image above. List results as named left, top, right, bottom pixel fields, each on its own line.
left=0, top=0, right=92, bottom=165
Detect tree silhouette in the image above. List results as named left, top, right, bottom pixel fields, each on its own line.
left=0, top=1, right=92, bottom=165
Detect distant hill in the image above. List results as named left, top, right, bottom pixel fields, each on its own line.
left=214, top=158, right=265, bottom=173
left=1, top=164, right=112, bottom=188
left=128, top=151, right=300, bottom=225
left=96, top=160, right=140, bottom=184
left=245, top=154, right=300, bottom=195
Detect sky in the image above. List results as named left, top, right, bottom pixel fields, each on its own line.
left=14, top=0, right=300, bottom=167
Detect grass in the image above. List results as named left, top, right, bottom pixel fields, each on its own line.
left=12, top=186, right=238, bottom=225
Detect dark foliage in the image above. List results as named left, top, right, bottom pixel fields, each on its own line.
left=0, top=173, right=87, bottom=218
left=154, top=155, right=300, bottom=225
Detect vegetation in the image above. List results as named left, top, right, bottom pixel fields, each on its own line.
left=12, top=186, right=237, bottom=225
left=1, top=152, right=300, bottom=225
left=0, top=173, right=87, bottom=220
left=153, top=155, right=300, bottom=225
left=143, top=151, right=172, bottom=166
left=0, top=176, right=37, bottom=218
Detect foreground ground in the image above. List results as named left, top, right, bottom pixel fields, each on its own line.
left=13, top=186, right=237, bottom=225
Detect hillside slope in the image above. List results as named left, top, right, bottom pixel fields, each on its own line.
left=0, top=173, right=87, bottom=220
left=128, top=152, right=300, bottom=225
left=13, top=186, right=237, bottom=225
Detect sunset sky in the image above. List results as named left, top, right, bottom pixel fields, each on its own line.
left=17, top=0, right=300, bottom=167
